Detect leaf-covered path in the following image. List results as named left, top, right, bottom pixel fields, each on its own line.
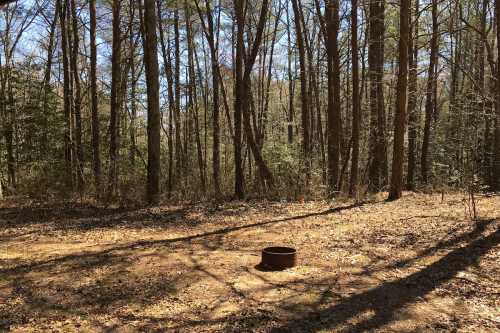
left=1, top=193, right=499, bottom=332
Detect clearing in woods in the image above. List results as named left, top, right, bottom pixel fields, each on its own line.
left=0, top=192, right=499, bottom=332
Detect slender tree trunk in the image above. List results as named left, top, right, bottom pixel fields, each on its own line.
left=388, top=0, right=410, bottom=201
left=406, top=0, right=419, bottom=190
left=156, top=1, right=175, bottom=195
left=59, top=0, right=73, bottom=190
left=173, top=10, right=183, bottom=183
left=41, top=2, right=59, bottom=155
left=234, top=0, right=273, bottom=197
left=286, top=5, right=295, bottom=144
left=195, top=0, right=220, bottom=196
left=326, top=0, right=342, bottom=195
left=291, top=0, right=310, bottom=183
left=421, top=0, right=438, bottom=184
left=494, top=0, right=500, bottom=190
left=286, top=3, right=295, bottom=144
left=70, top=0, right=84, bottom=191
left=107, top=0, right=122, bottom=199
left=208, top=2, right=221, bottom=196
left=143, top=0, right=161, bottom=204
left=234, top=0, right=245, bottom=199
left=89, top=0, right=101, bottom=194
left=349, top=0, right=360, bottom=197
left=186, top=0, right=206, bottom=194
left=128, top=0, right=137, bottom=168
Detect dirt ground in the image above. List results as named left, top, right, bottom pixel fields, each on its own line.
left=0, top=192, right=499, bottom=332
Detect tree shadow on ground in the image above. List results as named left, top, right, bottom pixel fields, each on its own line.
left=0, top=203, right=197, bottom=236
left=2, top=201, right=496, bottom=332
left=159, top=219, right=498, bottom=332
left=0, top=203, right=361, bottom=275
left=267, top=219, right=499, bottom=332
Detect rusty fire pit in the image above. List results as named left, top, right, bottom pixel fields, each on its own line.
left=260, top=246, right=297, bottom=271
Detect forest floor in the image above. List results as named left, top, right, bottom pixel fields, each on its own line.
left=0, top=192, right=499, bottom=333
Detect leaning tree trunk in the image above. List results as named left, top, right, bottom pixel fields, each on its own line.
left=241, top=0, right=273, bottom=189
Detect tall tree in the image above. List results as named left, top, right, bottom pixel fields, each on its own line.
left=107, top=0, right=122, bottom=199
left=70, top=0, right=84, bottom=191
left=286, top=3, right=295, bottom=145
left=194, top=0, right=220, bottom=196
left=388, top=0, right=410, bottom=201
left=58, top=0, right=74, bottom=190
left=406, top=0, right=419, bottom=190
left=156, top=1, right=175, bottom=196
left=325, top=0, right=342, bottom=195
left=128, top=0, right=137, bottom=168
left=173, top=9, right=183, bottom=184
left=234, top=0, right=273, bottom=198
left=89, top=0, right=101, bottom=194
left=367, top=0, right=387, bottom=192
left=143, top=0, right=161, bottom=204
left=349, top=0, right=360, bottom=197
left=233, top=0, right=245, bottom=199
left=494, top=0, right=500, bottom=190
left=291, top=0, right=310, bottom=184
left=40, top=2, right=59, bottom=153
left=421, top=0, right=439, bottom=183
left=187, top=0, right=206, bottom=194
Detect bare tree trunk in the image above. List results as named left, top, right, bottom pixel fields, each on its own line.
left=388, top=0, right=410, bottom=201
left=194, top=0, right=220, bottom=196
left=234, top=0, right=273, bottom=198
left=234, top=0, right=245, bottom=199
left=143, top=0, right=161, bottom=204
left=494, top=0, right=500, bottom=191
left=421, top=0, right=438, bottom=184
left=107, top=0, right=122, bottom=199
left=70, top=0, right=84, bottom=192
left=286, top=3, right=295, bottom=145
left=326, top=0, right=342, bottom=195
left=59, top=0, right=74, bottom=190
left=187, top=0, right=206, bottom=194
left=89, top=0, right=101, bottom=194
left=128, top=0, right=137, bottom=168
left=291, top=0, right=310, bottom=183
left=367, top=0, right=386, bottom=192
left=173, top=10, right=183, bottom=184
left=157, top=2, right=175, bottom=196
left=406, top=0, right=419, bottom=190
left=41, top=2, right=59, bottom=155
left=349, top=0, right=360, bottom=197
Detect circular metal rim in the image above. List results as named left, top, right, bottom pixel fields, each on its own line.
left=262, top=246, right=297, bottom=255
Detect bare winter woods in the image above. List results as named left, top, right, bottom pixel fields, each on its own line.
left=0, top=0, right=499, bottom=203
